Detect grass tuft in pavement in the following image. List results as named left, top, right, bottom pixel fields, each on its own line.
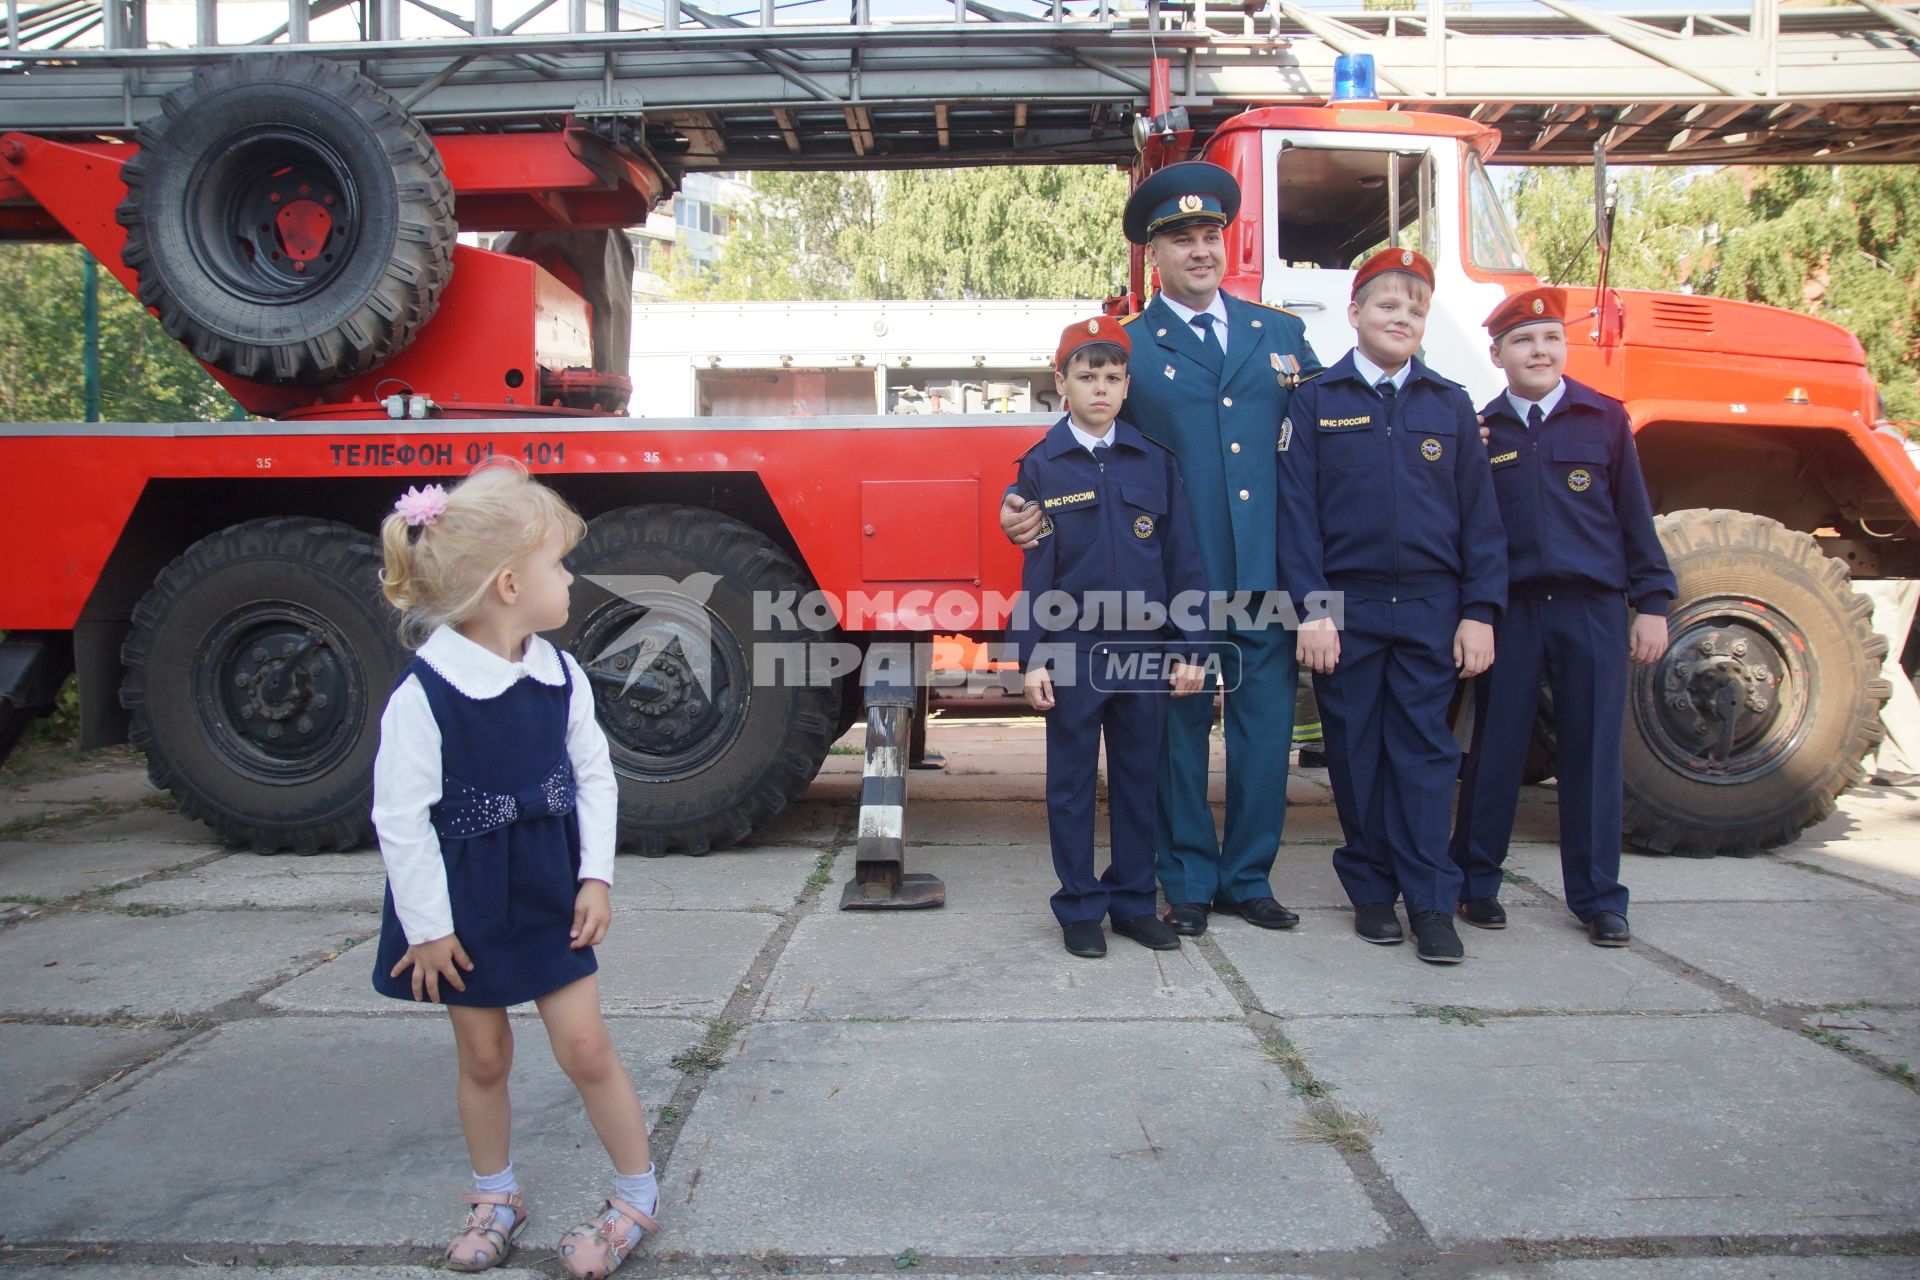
left=672, top=1017, right=742, bottom=1074
left=1290, top=1100, right=1381, bottom=1155
left=1413, top=1004, right=1487, bottom=1026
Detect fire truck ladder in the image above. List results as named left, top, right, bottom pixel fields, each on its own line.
left=0, top=1, right=1915, bottom=164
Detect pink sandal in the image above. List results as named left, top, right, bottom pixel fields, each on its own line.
left=556, top=1196, right=660, bottom=1278
left=445, top=1190, right=527, bottom=1273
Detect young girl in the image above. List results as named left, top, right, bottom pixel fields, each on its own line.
left=370, top=460, right=658, bottom=1277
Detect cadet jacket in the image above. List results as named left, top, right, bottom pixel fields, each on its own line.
left=1277, top=350, right=1507, bottom=623
left=1117, top=292, right=1321, bottom=594
left=1478, top=377, right=1676, bottom=614
left=1008, top=417, right=1209, bottom=669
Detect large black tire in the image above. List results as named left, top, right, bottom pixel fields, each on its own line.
left=1623, top=508, right=1890, bottom=856
left=554, top=507, right=839, bottom=855
left=117, top=54, right=455, bottom=386
left=120, top=518, right=407, bottom=852
left=492, top=229, right=635, bottom=375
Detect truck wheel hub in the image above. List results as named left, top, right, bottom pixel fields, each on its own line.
left=201, top=609, right=358, bottom=778
left=1641, top=601, right=1808, bottom=783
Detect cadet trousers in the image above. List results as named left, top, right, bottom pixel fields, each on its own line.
left=1155, top=600, right=1296, bottom=905
left=1450, top=587, right=1630, bottom=921
left=1318, top=591, right=1464, bottom=916
left=1046, top=646, right=1169, bottom=926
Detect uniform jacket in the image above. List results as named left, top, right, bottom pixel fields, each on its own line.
left=1117, top=292, right=1321, bottom=594
left=1277, top=350, right=1507, bottom=623
left=1478, top=377, right=1676, bottom=614
left=1008, top=416, right=1208, bottom=669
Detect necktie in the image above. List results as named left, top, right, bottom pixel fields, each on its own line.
left=1090, top=441, right=1110, bottom=461
left=1528, top=404, right=1545, bottom=433
left=1375, top=377, right=1397, bottom=402
left=1192, top=313, right=1223, bottom=357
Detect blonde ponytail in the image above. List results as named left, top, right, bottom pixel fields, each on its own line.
left=377, top=459, right=586, bottom=647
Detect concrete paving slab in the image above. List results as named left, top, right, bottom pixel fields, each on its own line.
left=0, top=1015, right=695, bottom=1246
left=1500, top=845, right=1886, bottom=905
left=0, top=1023, right=181, bottom=1140
left=901, top=799, right=1063, bottom=846
left=1792, top=845, right=1920, bottom=900
left=1805, top=1009, right=1920, bottom=1072
left=0, top=837, right=219, bottom=904
left=1476, top=1260, right=1920, bottom=1280
left=262, top=908, right=777, bottom=1020
left=0, top=797, right=98, bottom=827
left=1799, top=786, right=1920, bottom=847
left=610, top=846, right=821, bottom=913
left=1214, top=905, right=1722, bottom=1017
left=9, top=767, right=159, bottom=807
left=738, top=796, right=843, bottom=848
left=1633, top=900, right=1920, bottom=1006
left=100, top=852, right=386, bottom=912
left=1286, top=1013, right=1920, bottom=1244
left=2, top=1271, right=548, bottom=1280
left=660, top=1019, right=1385, bottom=1255
left=756, top=910, right=1239, bottom=1022
left=0, top=910, right=374, bottom=1019
left=21, top=807, right=230, bottom=846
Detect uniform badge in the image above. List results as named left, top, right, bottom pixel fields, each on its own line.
left=1178, top=194, right=1203, bottom=213
left=1421, top=437, right=1443, bottom=462
left=1164, top=365, right=1176, bottom=380
left=1278, top=417, right=1293, bottom=452
left=1037, top=515, right=1055, bottom=539
left=1400, top=249, right=1414, bottom=266
left=1568, top=468, right=1593, bottom=493
left=1087, top=319, right=1100, bottom=334
left=1251, top=318, right=1263, bottom=328
left=1133, top=514, right=1156, bottom=539
left=1531, top=298, right=1545, bottom=315
left=1156, top=327, right=1168, bottom=337
left=1276, top=353, right=1301, bottom=388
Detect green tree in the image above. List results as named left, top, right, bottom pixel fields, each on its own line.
left=1506, top=164, right=1920, bottom=421
left=0, top=244, right=231, bottom=422
left=673, top=164, right=1129, bottom=302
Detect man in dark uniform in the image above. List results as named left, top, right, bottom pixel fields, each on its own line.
left=1280, top=248, right=1507, bottom=964
left=1010, top=317, right=1209, bottom=958
left=1001, top=161, right=1321, bottom=937
left=1450, top=287, right=1675, bottom=947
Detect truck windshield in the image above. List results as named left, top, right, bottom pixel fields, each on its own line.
left=1274, top=144, right=1434, bottom=270
left=1466, top=153, right=1529, bottom=273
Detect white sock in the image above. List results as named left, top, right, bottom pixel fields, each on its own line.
left=607, top=1164, right=659, bottom=1245
left=473, top=1164, right=518, bottom=1235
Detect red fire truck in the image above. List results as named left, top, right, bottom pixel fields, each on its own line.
left=0, top=24, right=1913, bottom=897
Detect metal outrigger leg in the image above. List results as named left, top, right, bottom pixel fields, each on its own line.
left=840, top=640, right=946, bottom=910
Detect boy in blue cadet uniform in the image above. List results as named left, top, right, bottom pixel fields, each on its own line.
left=1449, top=287, right=1675, bottom=948
left=1010, top=317, right=1210, bottom=960
left=1004, top=160, right=1322, bottom=939
left=1279, top=247, right=1507, bottom=965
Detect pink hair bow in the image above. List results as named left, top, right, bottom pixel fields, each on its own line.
left=393, top=484, right=449, bottom=528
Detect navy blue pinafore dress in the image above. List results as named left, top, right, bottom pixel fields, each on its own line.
left=371, top=654, right=598, bottom=1007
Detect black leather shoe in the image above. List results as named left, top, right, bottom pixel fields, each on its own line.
left=1062, top=921, right=1106, bottom=958
left=1458, top=897, right=1507, bottom=929
left=1212, top=895, right=1300, bottom=930
left=1353, top=902, right=1403, bottom=945
left=1412, top=911, right=1466, bottom=964
left=1163, top=903, right=1210, bottom=936
left=1587, top=911, right=1630, bottom=947
left=1113, top=913, right=1181, bottom=951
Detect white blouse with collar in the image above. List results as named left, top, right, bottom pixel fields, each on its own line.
left=371, top=625, right=618, bottom=946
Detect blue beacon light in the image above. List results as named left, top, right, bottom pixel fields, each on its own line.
left=1331, top=53, right=1380, bottom=103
